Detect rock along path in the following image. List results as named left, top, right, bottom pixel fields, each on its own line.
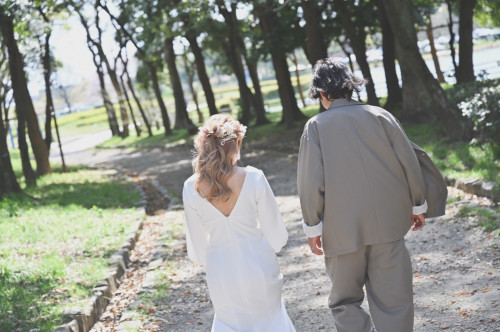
left=63, top=142, right=499, bottom=332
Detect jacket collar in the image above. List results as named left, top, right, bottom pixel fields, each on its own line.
left=326, top=98, right=365, bottom=111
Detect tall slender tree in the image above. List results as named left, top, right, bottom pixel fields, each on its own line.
left=334, top=0, right=379, bottom=106
left=253, top=1, right=306, bottom=128
left=0, top=4, right=51, bottom=176
left=0, top=45, right=21, bottom=196
left=376, top=0, right=402, bottom=111
left=164, top=37, right=196, bottom=133
left=98, top=0, right=172, bottom=135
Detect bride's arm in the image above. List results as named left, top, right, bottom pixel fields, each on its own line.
left=256, top=171, right=288, bottom=253
left=183, top=185, right=209, bottom=266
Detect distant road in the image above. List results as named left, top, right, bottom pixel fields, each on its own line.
left=49, top=129, right=112, bottom=159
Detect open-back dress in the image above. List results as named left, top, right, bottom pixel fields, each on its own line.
left=182, top=166, right=295, bottom=332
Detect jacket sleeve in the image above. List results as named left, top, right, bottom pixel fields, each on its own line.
left=182, top=184, right=209, bottom=266
left=297, top=121, right=325, bottom=237
left=256, top=171, right=288, bottom=253
left=384, top=117, right=427, bottom=215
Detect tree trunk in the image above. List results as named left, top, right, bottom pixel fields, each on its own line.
left=378, top=0, right=402, bottom=111
left=255, top=4, right=305, bottom=128
left=334, top=0, right=379, bottom=106
left=182, top=53, right=204, bottom=124
left=164, top=38, right=196, bottom=133
left=41, top=31, right=55, bottom=150
left=300, top=0, right=328, bottom=66
left=101, top=56, right=129, bottom=137
left=120, top=73, right=141, bottom=137
left=445, top=0, right=458, bottom=75
left=456, top=0, right=476, bottom=83
left=147, top=61, right=172, bottom=135
left=95, top=60, right=120, bottom=136
left=0, top=12, right=51, bottom=176
left=38, top=7, right=55, bottom=151
left=216, top=2, right=253, bottom=125
left=381, top=0, right=467, bottom=140
left=291, top=50, right=306, bottom=108
left=185, top=31, right=218, bottom=116
left=244, top=57, right=269, bottom=125
left=0, top=110, right=21, bottom=196
left=75, top=6, right=120, bottom=136
left=426, top=16, right=445, bottom=83
left=125, top=68, right=152, bottom=136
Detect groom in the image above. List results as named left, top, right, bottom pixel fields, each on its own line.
left=298, top=59, right=437, bottom=332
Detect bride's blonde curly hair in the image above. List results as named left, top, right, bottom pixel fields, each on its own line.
left=193, top=114, right=247, bottom=202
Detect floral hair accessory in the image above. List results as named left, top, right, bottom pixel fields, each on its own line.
left=198, top=121, right=247, bottom=146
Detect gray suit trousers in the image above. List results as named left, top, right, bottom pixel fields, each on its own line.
left=325, top=239, right=414, bottom=332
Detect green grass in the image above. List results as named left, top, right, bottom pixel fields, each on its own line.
left=457, top=205, right=500, bottom=234
left=0, top=166, right=143, bottom=331
left=56, top=107, right=110, bottom=137
left=405, top=123, right=500, bottom=186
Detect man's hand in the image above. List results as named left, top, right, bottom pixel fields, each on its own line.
left=411, top=213, right=425, bottom=231
left=308, top=236, right=323, bottom=255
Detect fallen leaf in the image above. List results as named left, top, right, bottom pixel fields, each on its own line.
left=481, top=287, right=490, bottom=293
left=459, top=311, right=468, bottom=316
left=149, top=308, right=155, bottom=313
left=450, top=300, right=456, bottom=304
left=453, top=248, right=460, bottom=252
left=439, top=325, right=449, bottom=329
left=429, top=319, right=436, bottom=323
left=456, top=292, right=472, bottom=296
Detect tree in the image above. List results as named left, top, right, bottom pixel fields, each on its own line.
left=98, top=0, right=172, bottom=135
left=0, top=4, right=51, bottom=177
left=380, top=0, right=467, bottom=140
left=70, top=0, right=120, bottom=136
left=211, top=1, right=256, bottom=125
left=300, top=0, right=328, bottom=66
left=118, top=44, right=153, bottom=137
left=0, top=45, right=21, bottom=197
left=182, top=51, right=204, bottom=124
left=164, top=36, right=196, bottom=133
left=334, top=0, right=379, bottom=106
left=253, top=1, right=306, bottom=128
left=177, top=0, right=218, bottom=117
left=376, top=0, right=402, bottom=111
left=456, top=0, right=477, bottom=83
left=35, top=1, right=60, bottom=150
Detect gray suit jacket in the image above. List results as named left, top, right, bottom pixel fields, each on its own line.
left=410, top=141, right=447, bottom=218
left=298, top=99, right=428, bottom=256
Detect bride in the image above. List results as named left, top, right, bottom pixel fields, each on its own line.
left=182, top=114, right=295, bottom=331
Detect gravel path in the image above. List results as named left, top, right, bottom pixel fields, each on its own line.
left=62, top=143, right=499, bottom=332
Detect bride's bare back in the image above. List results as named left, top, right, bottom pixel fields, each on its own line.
left=198, top=166, right=247, bottom=217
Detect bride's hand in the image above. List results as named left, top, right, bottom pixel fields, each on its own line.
left=308, top=236, right=323, bottom=255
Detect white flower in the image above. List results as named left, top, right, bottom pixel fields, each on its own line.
left=223, top=122, right=234, bottom=135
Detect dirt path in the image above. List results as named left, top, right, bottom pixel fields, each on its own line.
left=64, top=143, right=499, bottom=332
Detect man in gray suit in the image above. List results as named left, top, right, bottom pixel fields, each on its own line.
left=298, top=59, right=435, bottom=332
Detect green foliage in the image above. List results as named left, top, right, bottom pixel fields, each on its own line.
left=456, top=79, right=500, bottom=144
left=0, top=168, right=143, bottom=330
left=457, top=205, right=500, bottom=234
left=405, top=123, right=499, bottom=186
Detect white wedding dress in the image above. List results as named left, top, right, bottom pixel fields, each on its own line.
left=183, top=166, right=295, bottom=332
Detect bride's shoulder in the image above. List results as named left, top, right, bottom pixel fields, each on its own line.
left=183, top=174, right=198, bottom=192
left=243, top=165, right=263, bottom=176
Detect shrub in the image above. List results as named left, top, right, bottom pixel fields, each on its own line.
left=452, top=78, right=500, bottom=144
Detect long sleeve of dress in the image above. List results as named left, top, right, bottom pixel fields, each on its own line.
left=256, top=171, right=288, bottom=253
left=183, top=184, right=209, bottom=266
left=297, top=120, right=325, bottom=234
